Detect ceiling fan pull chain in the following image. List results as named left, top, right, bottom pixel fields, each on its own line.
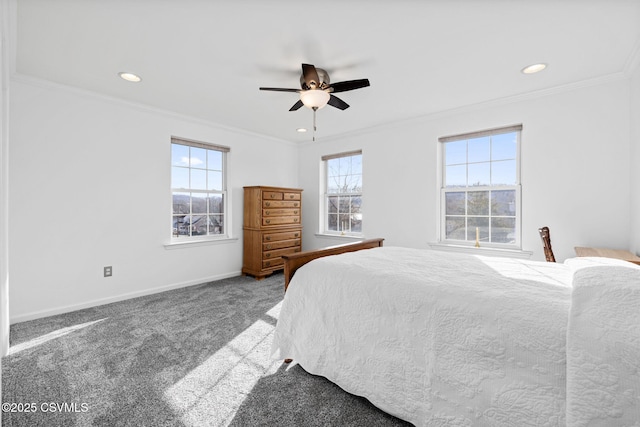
left=313, top=106, right=317, bottom=142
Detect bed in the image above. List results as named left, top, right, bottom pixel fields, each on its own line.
left=272, top=239, right=640, bottom=427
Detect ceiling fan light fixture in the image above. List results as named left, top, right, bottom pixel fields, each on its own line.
left=300, top=89, right=330, bottom=109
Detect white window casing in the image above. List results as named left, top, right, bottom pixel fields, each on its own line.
left=320, top=150, right=363, bottom=237
left=170, top=137, right=230, bottom=242
left=438, top=125, right=522, bottom=249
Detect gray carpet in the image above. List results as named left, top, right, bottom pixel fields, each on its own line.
left=2, top=272, right=411, bottom=426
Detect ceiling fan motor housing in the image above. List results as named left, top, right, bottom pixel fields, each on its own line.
left=300, top=67, right=330, bottom=89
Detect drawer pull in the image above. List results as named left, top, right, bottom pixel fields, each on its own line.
left=265, top=202, right=271, bottom=207
left=266, top=253, right=271, bottom=258
left=266, top=244, right=272, bottom=249
left=265, top=261, right=271, bottom=267
left=294, top=210, right=298, bottom=214
left=271, top=194, right=275, bottom=199
left=295, top=233, right=299, bottom=237
left=266, top=219, right=271, bottom=224
left=294, top=218, right=298, bottom=222
left=294, top=202, right=299, bottom=207
left=265, top=236, right=271, bottom=241
left=265, top=210, right=270, bottom=215
left=289, top=194, right=294, bottom=199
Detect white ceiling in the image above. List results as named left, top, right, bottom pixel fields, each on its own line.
left=12, top=0, right=640, bottom=143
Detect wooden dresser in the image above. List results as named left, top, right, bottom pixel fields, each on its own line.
left=242, top=186, right=303, bottom=280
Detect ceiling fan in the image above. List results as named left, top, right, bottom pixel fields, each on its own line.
left=260, top=63, right=370, bottom=140
left=260, top=63, right=370, bottom=111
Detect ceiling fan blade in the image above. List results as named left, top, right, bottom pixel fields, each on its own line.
left=327, top=95, right=350, bottom=110
left=289, top=100, right=304, bottom=111
left=329, top=79, right=370, bottom=93
left=301, top=64, right=321, bottom=89
left=259, top=87, right=300, bottom=92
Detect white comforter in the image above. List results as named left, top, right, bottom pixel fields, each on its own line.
left=565, top=257, right=640, bottom=426
left=272, top=247, right=574, bottom=426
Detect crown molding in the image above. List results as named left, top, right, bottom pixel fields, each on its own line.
left=9, top=73, right=296, bottom=147
left=11, top=67, right=631, bottom=149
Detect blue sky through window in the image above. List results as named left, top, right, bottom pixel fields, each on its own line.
left=444, top=131, right=517, bottom=187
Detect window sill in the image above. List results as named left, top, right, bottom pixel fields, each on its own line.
left=315, top=233, right=365, bottom=241
left=428, top=242, right=532, bottom=259
left=164, top=236, right=238, bottom=250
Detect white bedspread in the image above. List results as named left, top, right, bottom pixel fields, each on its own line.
left=272, top=247, right=573, bottom=426
left=565, top=257, right=640, bottom=427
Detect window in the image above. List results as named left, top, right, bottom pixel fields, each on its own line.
left=439, top=125, right=521, bottom=247
left=322, top=150, right=363, bottom=235
left=171, top=137, right=229, bottom=239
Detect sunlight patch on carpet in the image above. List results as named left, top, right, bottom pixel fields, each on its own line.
left=8, top=318, right=107, bottom=355
left=164, top=303, right=281, bottom=426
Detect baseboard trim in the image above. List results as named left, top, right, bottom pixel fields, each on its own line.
left=10, top=270, right=242, bottom=324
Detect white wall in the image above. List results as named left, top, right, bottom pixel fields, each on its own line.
left=8, top=78, right=297, bottom=322
left=299, top=78, right=632, bottom=262
left=630, top=64, right=640, bottom=255
left=6, top=69, right=637, bottom=322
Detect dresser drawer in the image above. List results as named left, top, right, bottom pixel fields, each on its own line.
left=263, top=216, right=300, bottom=226
left=263, top=208, right=300, bottom=217
left=263, top=230, right=301, bottom=242
left=262, top=191, right=283, bottom=200
left=263, top=200, right=300, bottom=208
left=263, top=238, right=300, bottom=251
left=263, top=246, right=301, bottom=260
left=262, top=258, right=284, bottom=269
left=283, top=192, right=301, bottom=201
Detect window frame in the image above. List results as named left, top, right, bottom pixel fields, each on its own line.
left=170, top=136, right=230, bottom=242
left=320, top=150, right=363, bottom=237
left=438, top=125, right=522, bottom=249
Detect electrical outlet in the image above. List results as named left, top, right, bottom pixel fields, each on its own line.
left=104, top=266, right=112, bottom=277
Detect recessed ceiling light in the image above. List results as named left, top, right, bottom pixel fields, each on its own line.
left=118, top=72, right=142, bottom=82
left=521, top=63, right=547, bottom=74
left=296, top=128, right=307, bottom=133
